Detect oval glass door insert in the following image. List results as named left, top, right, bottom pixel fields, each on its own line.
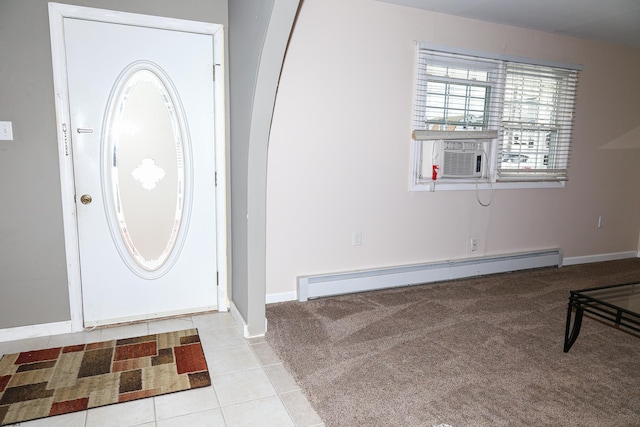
left=103, top=63, right=190, bottom=277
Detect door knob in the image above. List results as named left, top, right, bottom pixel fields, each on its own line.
left=80, top=194, right=92, bottom=205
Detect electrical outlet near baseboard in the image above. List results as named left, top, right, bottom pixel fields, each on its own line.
left=352, top=231, right=362, bottom=246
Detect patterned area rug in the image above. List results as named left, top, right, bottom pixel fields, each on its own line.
left=0, top=328, right=210, bottom=426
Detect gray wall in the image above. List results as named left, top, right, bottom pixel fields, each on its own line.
left=228, top=0, right=300, bottom=336
left=228, top=0, right=276, bottom=334
left=0, top=0, right=228, bottom=329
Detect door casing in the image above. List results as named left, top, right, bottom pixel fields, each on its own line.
left=48, top=2, right=229, bottom=331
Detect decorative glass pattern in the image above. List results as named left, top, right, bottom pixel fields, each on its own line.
left=131, top=158, right=166, bottom=190
left=103, top=64, right=189, bottom=274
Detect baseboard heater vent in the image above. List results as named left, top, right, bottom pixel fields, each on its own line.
left=297, top=249, right=562, bottom=301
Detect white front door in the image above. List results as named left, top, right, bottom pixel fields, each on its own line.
left=60, top=15, right=222, bottom=326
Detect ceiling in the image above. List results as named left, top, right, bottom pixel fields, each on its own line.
left=379, top=0, right=640, bottom=50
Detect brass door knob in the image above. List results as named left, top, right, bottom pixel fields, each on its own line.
left=80, top=194, right=92, bottom=205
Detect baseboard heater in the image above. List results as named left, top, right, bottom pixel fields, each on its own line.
left=297, top=249, right=562, bottom=301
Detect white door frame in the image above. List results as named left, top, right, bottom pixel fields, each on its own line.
left=48, top=2, right=229, bottom=332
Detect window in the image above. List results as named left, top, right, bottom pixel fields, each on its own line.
left=411, top=45, right=580, bottom=190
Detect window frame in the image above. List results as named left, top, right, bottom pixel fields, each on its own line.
left=410, top=43, right=581, bottom=192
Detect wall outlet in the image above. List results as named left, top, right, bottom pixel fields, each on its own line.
left=470, top=238, right=478, bottom=252
left=352, top=231, right=362, bottom=246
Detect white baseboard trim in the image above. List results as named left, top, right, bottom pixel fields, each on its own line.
left=298, top=249, right=563, bottom=301
left=290, top=250, right=640, bottom=302
left=562, top=251, right=638, bottom=266
left=0, top=320, right=73, bottom=343
left=229, top=301, right=250, bottom=338
left=266, top=291, right=297, bottom=304
left=228, top=301, right=268, bottom=338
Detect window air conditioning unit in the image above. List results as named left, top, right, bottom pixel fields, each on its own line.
left=439, top=141, right=484, bottom=178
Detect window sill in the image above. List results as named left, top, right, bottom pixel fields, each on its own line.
left=410, top=179, right=566, bottom=192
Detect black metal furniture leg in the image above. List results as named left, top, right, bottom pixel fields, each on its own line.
left=564, top=303, right=584, bottom=352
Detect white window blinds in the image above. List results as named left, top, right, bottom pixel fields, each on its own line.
left=497, top=62, right=579, bottom=182
left=412, top=44, right=581, bottom=186
left=413, top=50, right=503, bottom=136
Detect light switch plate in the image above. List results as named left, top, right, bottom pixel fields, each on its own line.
left=0, top=121, right=13, bottom=140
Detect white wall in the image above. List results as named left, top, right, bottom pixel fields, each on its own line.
left=266, top=0, right=640, bottom=296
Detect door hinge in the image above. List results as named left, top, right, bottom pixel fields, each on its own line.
left=216, top=272, right=219, bottom=286
left=215, top=171, right=217, bottom=187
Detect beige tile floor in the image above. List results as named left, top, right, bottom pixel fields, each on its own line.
left=0, top=312, right=324, bottom=427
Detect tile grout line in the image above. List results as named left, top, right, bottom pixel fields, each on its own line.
left=248, top=340, right=307, bottom=427
left=4, top=313, right=287, bottom=427
left=205, top=338, right=293, bottom=423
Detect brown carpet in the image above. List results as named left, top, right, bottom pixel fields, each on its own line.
left=266, top=259, right=640, bottom=427
left=0, top=328, right=210, bottom=425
